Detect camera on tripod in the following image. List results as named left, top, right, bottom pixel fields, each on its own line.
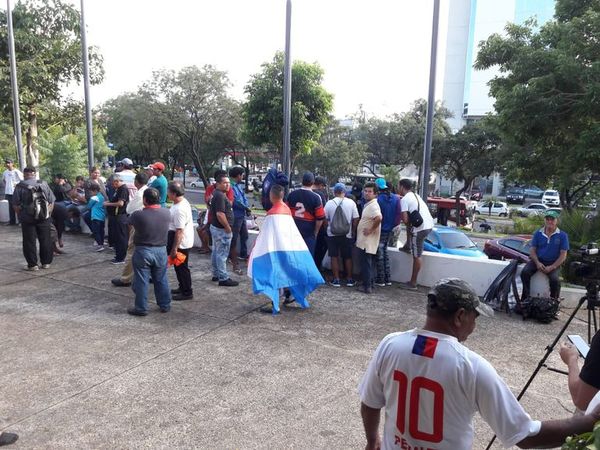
left=569, top=242, right=600, bottom=306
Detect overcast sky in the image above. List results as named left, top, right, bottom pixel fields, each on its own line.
left=68, top=0, right=450, bottom=118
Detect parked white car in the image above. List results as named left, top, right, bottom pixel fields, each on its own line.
left=475, top=201, right=509, bottom=217
left=517, top=203, right=548, bottom=217
left=542, top=189, right=560, bottom=206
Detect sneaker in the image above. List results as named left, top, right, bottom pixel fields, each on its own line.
left=111, top=259, right=125, bottom=265
left=330, top=278, right=341, bottom=287
left=159, top=307, right=170, bottom=313
left=399, top=282, right=418, bottom=291
left=386, top=282, right=392, bottom=286
left=238, top=255, right=249, bottom=261
left=345, top=279, right=356, bottom=287
left=96, top=246, right=105, bottom=252
left=171, top=288, right=182, bottom=295
left=283, top=297, right=296, bottom=306
left=374, top=281, right=386, bottom=287
left=127, top=308, right=147, bottom=317
left=111, top=278, right=131, bottom=287
left=218, top=278, right=239, bottom=287
left=41, top=264, right=51, bottom=269
left=25, top=265, right=39, bottom=271
left=92, top=242, right=99, bottom=247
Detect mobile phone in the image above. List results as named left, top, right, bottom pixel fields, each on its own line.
left=568, top=335, right=590, bottom=358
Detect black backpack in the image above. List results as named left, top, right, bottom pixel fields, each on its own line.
left=330, top=198, right=350, bottom=236
left=19, top=181, right=50, bottom=220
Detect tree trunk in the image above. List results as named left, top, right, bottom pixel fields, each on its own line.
left=26, top=105, right=39, bottom=169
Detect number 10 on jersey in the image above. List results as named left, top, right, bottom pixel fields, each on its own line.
left=394, top=370, right=444, bottom=443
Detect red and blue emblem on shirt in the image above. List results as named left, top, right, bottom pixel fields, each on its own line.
left=412, top=335, right=438, bottom=359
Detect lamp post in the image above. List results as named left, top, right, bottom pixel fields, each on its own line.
left=80, top=0, right=94, bottom=170
left=420, top=0, right=440, bottom=200
left=6, top=0, right=24, bottom=170
left=282, top=0, right=292, bottom=181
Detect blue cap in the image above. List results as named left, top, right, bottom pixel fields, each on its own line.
left=333, top=182, right=346, bottom=193
left=375, top=178, right=387, bottom=190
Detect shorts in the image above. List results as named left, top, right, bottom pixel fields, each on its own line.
left=409, top=229, right=431, bottom=258
left=327, top=235, right=353, bottom=259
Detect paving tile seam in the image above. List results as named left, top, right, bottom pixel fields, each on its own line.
left=0, top=303, right=266, bottom=432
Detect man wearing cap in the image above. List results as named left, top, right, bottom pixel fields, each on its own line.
left=149, top=162, right=168, bottom=207
left=359, top=277, right=600, bottom=450
left=324, top=182, right=359, bottom=287
left=375, top=178, right=402, bottom=287
left=520, top=209, right=569, bottom=300
left=286, top=172, right=325, bottom=255
left=2, top=159, right=23, bottom=225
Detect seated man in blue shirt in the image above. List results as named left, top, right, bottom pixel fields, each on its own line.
left=521, top=210, right=569, bottom=300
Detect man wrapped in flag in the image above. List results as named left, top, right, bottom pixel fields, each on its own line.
left=247, top=184, right=324, bottom=314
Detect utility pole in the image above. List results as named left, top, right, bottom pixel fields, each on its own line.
left=420, top=0, right=440, bottom=200
left=6, top=0, right=24, bottom=170
left=80, top=0, right=94, bottom=170
left=282, top=0, right=292, bottom=181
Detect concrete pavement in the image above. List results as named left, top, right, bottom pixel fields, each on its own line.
left=0, top=225, right=593, bottom=449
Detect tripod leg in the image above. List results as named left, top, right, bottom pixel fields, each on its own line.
left=485, top=296, right=587, bottom=450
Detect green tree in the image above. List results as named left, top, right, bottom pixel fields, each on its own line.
left=243, top=52, right=334, bottom=168
left=146, top=66, right=241, bottom=186
left=433, top=120, right=501, bottom=220
left=296, top=119, right=367, bottom=183
left=475, top=1, right=600, bottom=208
left=0, top=0, right=104, bottom=169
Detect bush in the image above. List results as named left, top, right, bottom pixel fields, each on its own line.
left=558, top=209, right=600, bottom=249
left=513, top=215, right=544, bottom=234
left=561, top=421, right=600, bottom=449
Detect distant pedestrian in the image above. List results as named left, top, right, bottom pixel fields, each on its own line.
left=287, top=172, right=325, bottom=255
left=210, top=172, right=238, bottom=286
left=355, top=182, right=382, bottom=293
left=2, top=158, right=23, bottom=226
left=104, top=174, right=130, bottom=264
left=127, top=187, right=172, bottom=316
left=12, top=167, right=55, bottom=270
left=87, top=183, right=106, bottom=251
left=398, top=178, right=434, bottom=290
left=167, top=181, right=195, bottom=300
left=148, top=161, right=168, bottom=207
left=313, top=176, right=330, bottom=270
left=375, top=178, right=402, bottom=287
left=324, top=183, right=359, bottom=287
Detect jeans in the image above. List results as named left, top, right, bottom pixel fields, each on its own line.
left=520, top=260, right=561, bottom=299
left=132, top=246, right=171, bottom=312
left=376, top=231, right=391, bottom=284
left=21, top=218, right=53, bottom=267
left=82, top=210, right=92, bottom=232
left=109, top=214, right=129, bottom=261
left=167, top=230, right=192, bottom=295
left=314, top=228, right=328, bottom=270
left=90, top=219, right=105, bottom=246
left=5, top=194, right=16, bottom=224
left=232, top=216, right=249, bottom=258
left=210, top=225, right=232, bottom=281
left=358, top=247, right=375, bottom=290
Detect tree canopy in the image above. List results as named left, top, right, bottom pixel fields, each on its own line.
left=475, top=0, right=600, bottom=207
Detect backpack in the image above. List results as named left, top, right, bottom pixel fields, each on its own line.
left=19, top=181, right=50, bottom=220
left=261, top=168, right=289, bottom=210
left=330, top=198, right=350, bottom=236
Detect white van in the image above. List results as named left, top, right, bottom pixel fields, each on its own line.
left=542, top=190, right=560, bottom=206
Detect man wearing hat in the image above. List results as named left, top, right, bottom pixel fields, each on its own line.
left=520, top=209, right=569, bottom=300
left=148, top=162, right=168, bottom=207
left=2, top=158, right=23, bottom=225
left=359, top=278, right=600, bottom=449
left=374, top=178, right=401, bottom=287
left=286, top=172, right=325, bottom=255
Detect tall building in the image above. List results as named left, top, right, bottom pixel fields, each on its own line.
left=442, top=0, right=555, bottom=133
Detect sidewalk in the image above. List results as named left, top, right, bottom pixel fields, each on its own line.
left=0, top=225, right=591, bottom=449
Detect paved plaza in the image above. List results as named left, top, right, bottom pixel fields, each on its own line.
left=0, top=225, right=592, bottom=449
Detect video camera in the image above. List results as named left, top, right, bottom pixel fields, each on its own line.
left=570, top=242, right=600, bottom=305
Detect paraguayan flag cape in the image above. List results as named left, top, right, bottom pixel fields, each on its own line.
left=247, top=201, right=324, bottom=312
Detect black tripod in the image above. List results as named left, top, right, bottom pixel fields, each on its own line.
left=485, top=282, right=599, bottom=450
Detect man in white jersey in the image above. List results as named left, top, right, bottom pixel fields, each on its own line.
left=359, top=278, right=600, bottom=450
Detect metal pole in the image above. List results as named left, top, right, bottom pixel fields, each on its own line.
left=420, top=0, right=440, bottom=200
left=6, top=0, right=24, bottom=170
left=80, top=0, right=94, bottom=170
left=282, top=0, right=292, bottom=180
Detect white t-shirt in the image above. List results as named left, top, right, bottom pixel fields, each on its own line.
left=3, top=168, right=23, bottom=195
left=169, top=197, right=194, bottom=250
left=356, top=199, right=382, bottom=254
left=324, top=196, right=359, bottom=238
left=359, top=329, right=541, bottom=450
left=400, top=192, right=434, bottom=233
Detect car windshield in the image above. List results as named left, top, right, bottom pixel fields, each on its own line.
left=507, top=188, right=524, bottom=194
left=440, top=233, right=477, bottom=249
left=545, top=191, right=559, bottom=196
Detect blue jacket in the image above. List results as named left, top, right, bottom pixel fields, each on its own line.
left=377, top=192, right=401, bottom=233
left=231, top=181, right=249, bottom=219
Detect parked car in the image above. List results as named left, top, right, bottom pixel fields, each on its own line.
left=483, top=236, right=531, bottom=263
left=475, top=201, right=509, bottom=217
left=542, top=189, right=560, bottom=207
left=423, top=226, right=488, bottom=259
left=524, top=186, right=545, bottom=198
left=189, top=177, right=215, bottom=189
left=505, top=187, right=526, bottom=204
left=517, top=203, right=548, bottom=217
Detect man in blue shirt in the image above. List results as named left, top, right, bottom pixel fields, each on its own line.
left=228, top=166, right=250, bottom=265
left=374, top=178, right=402, bottom=287
left=521, top=210, right=569, bottom=300
left=149, top=162, right=168, bottom=207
